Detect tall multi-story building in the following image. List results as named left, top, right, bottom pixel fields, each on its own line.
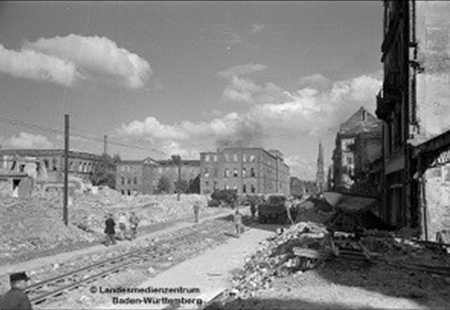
left=332, top=107, right=383, bottom=192
left=376, top=1, right=450, bottom=238
left=200, top=147, right=290, bottom=196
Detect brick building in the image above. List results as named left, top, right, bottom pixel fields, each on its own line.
left=200, top=147, right=290, bottom=196
left=376, top=1, right=450, bottom=238
left=0, top=149, right=103, bottom=184
left=332, top=107, right=383, bottom=192
left=115, top=157, right=200, bottom=196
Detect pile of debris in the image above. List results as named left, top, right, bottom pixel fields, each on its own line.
left=360, top=228, right=450, bottom=267
left=229, top=222, right=333, bottom=298
left=37, top=188, right=211, bottom=232
left=0, top=197, right=97, bottom=259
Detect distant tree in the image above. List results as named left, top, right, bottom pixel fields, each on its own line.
left=187, top=175, right=200, bottom=194
left=157, top=175, right=171, bottom=194
left=175, top=179, right=189, bottom=193
left=90, top=153, right=120, bottom=189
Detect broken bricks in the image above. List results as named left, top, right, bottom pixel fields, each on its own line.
left=228, top=221, right=332, bottom=298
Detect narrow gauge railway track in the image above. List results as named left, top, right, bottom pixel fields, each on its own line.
left=22, top=216, right=255, bottom=306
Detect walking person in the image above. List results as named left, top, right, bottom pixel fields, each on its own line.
left=104, top=213, right=116, bottom=246
left=0, top=272, right=32, bottom=310
left=118, top=212, right=128, bottom=240
left=129, top=212, right=140, bottom=240
left=286, top=197, right=295, bottom=226
left=193, top=201, right=200, bottom=223
left=250, top=202, right=257, bottom=221
left=233, top=208, right=243, bottom=237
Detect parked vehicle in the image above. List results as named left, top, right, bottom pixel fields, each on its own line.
left=258, top=194, right=288, bottom=224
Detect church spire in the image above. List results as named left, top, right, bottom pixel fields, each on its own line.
left=316, top=140, right=325, bottom=193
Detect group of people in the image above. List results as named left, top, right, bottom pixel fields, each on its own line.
left=104, top=211, right=140, bottom=246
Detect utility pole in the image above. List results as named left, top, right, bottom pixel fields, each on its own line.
left=240, top=148, right=243, bottom=197
left=63, top=114, right=69, bottom=226
left=171, top=155, right=182, bottom=201
left=103, top=135, right=108, bottom=155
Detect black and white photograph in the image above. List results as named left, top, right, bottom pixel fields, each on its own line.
left=1, top=1, right=450, bottom=309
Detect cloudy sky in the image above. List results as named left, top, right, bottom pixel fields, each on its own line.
left=0, top=1, right=383, bottom=180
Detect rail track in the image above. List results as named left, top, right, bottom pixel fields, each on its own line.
left=17, top=215, right=256, bottom=306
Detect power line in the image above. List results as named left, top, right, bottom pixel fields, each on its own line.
left=0, top=116, right=169, bottom=157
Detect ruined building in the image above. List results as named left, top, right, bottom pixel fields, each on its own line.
left=332, top=107, right=383, bottom=193
left=376, top=0, right=450, bottom=238
left=200, top=147, right=290, bottom=196
left=0, top=149, right=103, bottom=183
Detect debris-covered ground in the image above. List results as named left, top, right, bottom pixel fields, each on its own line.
left=208, top=200, right=450, bottom=310
left=0, top=188, right=217, bottom=264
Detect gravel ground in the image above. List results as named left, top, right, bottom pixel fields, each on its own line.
left=25, top=214, right=245, bottom=310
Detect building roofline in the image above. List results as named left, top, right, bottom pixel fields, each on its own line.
left=0, top=149, right=103, bottom=159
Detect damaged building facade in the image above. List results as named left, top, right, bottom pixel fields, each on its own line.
left=200, top=147, right=290, bottom=196
left=0, top=149, right=104, bottom=195
left=116, top=157, right=200, bottom=195
left=376, top=0, right=450, bottom=239
left=331, top=107, right=383, bottom=195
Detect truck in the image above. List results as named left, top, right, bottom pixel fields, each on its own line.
left=258, top=194, right=288, bottom=224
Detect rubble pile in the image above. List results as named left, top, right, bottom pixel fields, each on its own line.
left=294, top=199, right=334, bottom=224
left=0, top=197, right=96, bottom=258
left=0, top=186, right=213, bottom=261
left=360, top=229, right=450, bottom=267
left=69, top=191, right=211, bottom=230
left=229, top=222, right=332, bottom=298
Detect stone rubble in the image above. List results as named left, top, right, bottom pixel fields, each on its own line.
left=0, top=187, right=214, bottom=262
left=229, top=221, right=332, bottom=299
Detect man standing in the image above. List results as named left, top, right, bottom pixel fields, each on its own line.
left=193, top=201, right=200, bottom=223
left=0, top=272, right=32, bottom=310
left=286, top=197, right=295, bottom=226
left=129, top=212, right=140, bottom=240
left=118, top=212, right=128, bottom=240
left=233, top=208, right=243, bottom=237
left=104, top=213, right=116, bottom=246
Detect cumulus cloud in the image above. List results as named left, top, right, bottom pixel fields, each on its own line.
left=219, top=64, right=286, bottom=104
left=119, top=116, right=189, bottom=142
left=121, top=73, right=381, bottom=142
left=25, top=34, right=151, bottom=89
left=3, top=132, right=54, bottom=149
left=119, top=72, right=381, bottom=176
left=0, top=44, right=81, bottom=86
left=0, top=34, right=151, bottom=89
left=160, top=141, right=199, bottom=159
left=298, top=73, right=332, bottom=90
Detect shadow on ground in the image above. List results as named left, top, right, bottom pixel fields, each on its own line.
left=206, top=297, right=381, bottom=310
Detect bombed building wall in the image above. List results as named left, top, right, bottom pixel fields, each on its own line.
left=415, top=1, right=450, bottom=140
left=423, top=164, right=450, bottom=241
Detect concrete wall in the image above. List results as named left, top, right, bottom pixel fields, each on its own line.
left=416, top=1, right=450, bottom=139
left=424, top=164, right=450, bottom=241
